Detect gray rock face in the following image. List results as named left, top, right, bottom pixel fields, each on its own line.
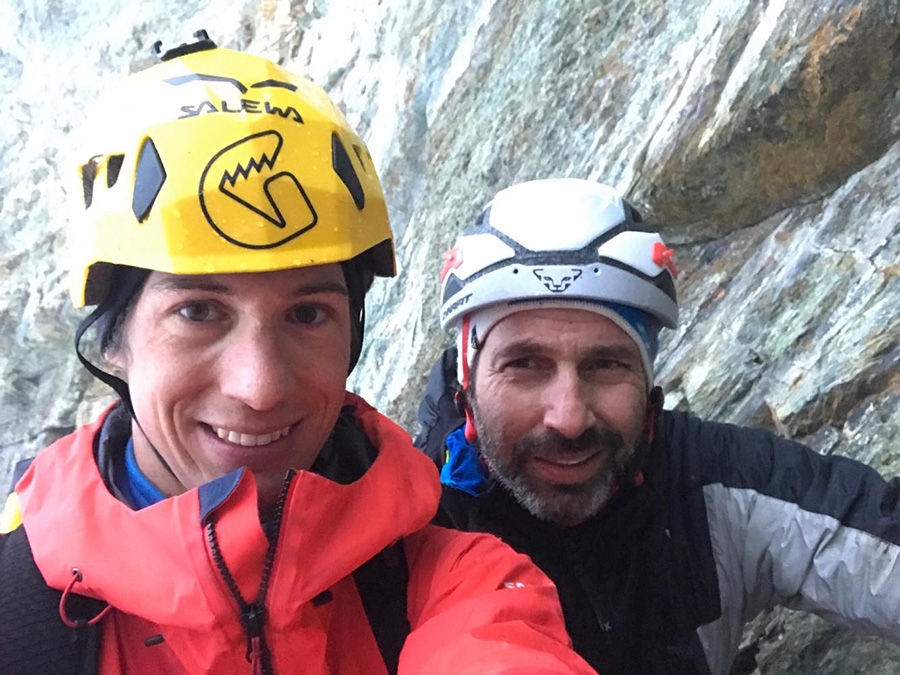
left=0, top=0, right=896, bottom=672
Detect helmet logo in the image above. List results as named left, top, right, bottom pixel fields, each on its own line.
left=167, top=73, right=298, bottom=95
left=168, top=75, right=305, bottom=123
left=199, top=130, right=317, bottom=249
left=533, top=268, right=582, bottom=293
left=441, top=292, right=472, bottom=323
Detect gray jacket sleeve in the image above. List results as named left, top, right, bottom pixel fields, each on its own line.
left=678, top=418, right=900, bottom=673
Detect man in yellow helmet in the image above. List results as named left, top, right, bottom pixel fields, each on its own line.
left=0, top=34, right=594, bottom=675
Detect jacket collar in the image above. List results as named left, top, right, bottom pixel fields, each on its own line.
left=17, top=393, right=440, bottom=630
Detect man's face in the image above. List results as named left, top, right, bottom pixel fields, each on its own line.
left=108, top=264, right=352, bottom=509
left=469, top=308, right=648, bottom=526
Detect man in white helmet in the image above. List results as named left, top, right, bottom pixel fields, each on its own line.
left=415, top=178, right=900, bottom=675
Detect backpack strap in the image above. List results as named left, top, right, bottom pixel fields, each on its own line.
left=0, top=525, right=103, bottom=675
left=352, top=540, right=410, bottom=674
left=413, top=346, right=464, bottom=469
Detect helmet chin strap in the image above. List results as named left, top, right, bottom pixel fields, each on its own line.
left=624, top=385, right=664, bottom=487
left=459, top=316, right=479, bottom=443
left=645, top=386, right=664, bottom=443
left=74, top=307, right=179, bottom=485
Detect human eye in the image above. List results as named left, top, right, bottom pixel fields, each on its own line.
left=582, top=354, right=638, bottom=380
left=502, top=354, right=551, bottom=373
left=290, top=304, right=328, bottom=326
left=176, top=301, right=221, bottom=322
left=506, top=356, right=537, bottom=370
left=587, top=358, right=624, bottom=371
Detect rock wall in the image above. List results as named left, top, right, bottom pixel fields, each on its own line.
left=0, top=1, right=897, bottom=672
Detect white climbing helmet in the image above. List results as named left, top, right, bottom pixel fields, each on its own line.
left=439, top=178, right=679, bottom=386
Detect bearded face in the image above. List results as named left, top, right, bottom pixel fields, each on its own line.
left=467, top=308, right=648, bottom=526
left=471, top=393, right=641, bottom=525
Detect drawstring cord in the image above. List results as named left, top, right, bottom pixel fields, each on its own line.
left=59, top=568, right=112, bottom=629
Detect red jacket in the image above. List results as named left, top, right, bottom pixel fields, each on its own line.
left=17, top=394, right=595, bottom=674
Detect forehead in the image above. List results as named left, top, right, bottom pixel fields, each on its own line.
left=482, top=308, right=639, bottom=355
left=140, top=263, right=347, bottom=298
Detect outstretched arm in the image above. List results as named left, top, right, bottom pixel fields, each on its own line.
left=400, top=524, right=597, bottom=675
left=679, top=414, right=900, bottom=649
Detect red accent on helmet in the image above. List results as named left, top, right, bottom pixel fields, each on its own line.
left=460, top=314, right=478, bottom=442
left=460, top=315, right=472, bottom=389
left=652, top=242, right=679, bottom=278
left=440, top=247, right=463, bottom=282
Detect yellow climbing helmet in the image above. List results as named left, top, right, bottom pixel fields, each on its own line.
left=69, top=32, right=394, bottom=307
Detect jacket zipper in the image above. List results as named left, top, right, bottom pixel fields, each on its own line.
left=206, top=470, right=296, bottom=675
left=563, top=538, right=614, bottom=633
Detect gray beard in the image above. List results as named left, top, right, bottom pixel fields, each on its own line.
left=472, top=412, right=634, bottom=526
left=492, top=457, right=621, bottom=526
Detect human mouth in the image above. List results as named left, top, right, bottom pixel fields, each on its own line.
left=211, top=425, right=292, bottom=447
left=536, top=453, right=598, bottom=466
left=528, top=451, right=604, bottom=484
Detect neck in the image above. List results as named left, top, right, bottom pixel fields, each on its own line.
left=130, top=422, right=185, bottom=498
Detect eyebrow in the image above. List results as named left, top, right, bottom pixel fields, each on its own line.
left=147, top=275, right=349, bottom=298
left=493, top=340, right=640, bottom=362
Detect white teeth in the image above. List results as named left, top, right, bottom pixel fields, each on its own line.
left=213, top=426, right=291, bottom=447
left=539, top=454, right=596, bottom=466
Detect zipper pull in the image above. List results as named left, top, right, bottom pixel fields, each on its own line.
left=249, top=635, right=264, bottom=675
left=242, top=603, right=268, bottom=674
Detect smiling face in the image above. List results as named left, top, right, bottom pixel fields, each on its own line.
left=107, top=264, right=352, bottom=510
left=469, top=308, right=648, bottom=526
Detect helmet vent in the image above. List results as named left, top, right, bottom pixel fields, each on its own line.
left=132, top=138, right=167, bottom=223
left=352, top=144, right=371, bottom=175
left=332, top=133, right=365, bottom=210
left=106, top=154, right=125, bottom=188
left=81, top=157, right=99, bottom=209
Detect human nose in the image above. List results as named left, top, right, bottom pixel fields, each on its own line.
left=542, top=369, right=597, bottom=439
left=219, top=323, right=293, bottom=411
